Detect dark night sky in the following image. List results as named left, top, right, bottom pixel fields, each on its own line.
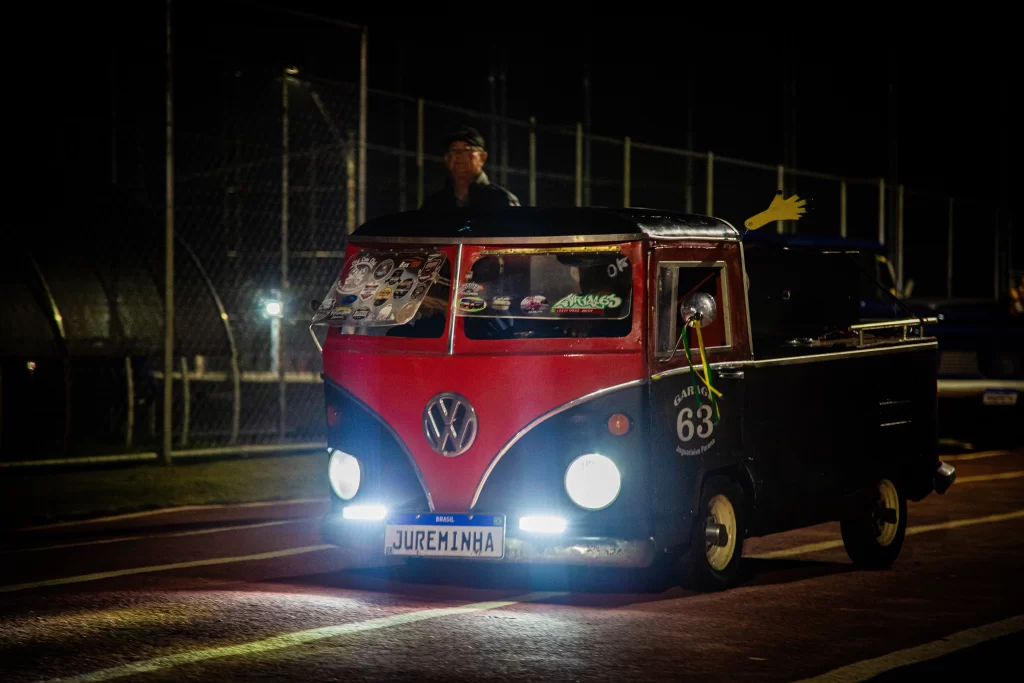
left=12, top=3, right=1017, bottom=224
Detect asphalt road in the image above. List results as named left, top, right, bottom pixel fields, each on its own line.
left=1, top=449, right=1022, bottom=682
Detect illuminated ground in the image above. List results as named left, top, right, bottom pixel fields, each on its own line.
left=1, top=449, right=1022, bottom=682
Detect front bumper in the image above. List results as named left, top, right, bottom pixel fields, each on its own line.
left=321, top=514, right=657, bottom=569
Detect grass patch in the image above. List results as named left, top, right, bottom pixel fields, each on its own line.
left=0, top=453, right=329, bottom=530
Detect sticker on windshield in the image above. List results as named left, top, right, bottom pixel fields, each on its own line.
left=351, top=307, right=370, bottom=321
left=459, top=296, right=486, bottom=312
left=394, top=278, right=415, bottom=299
left=385, top=269, right=405, bottom=286
left=461, top=282, right=484, bottom=295
left=520, top=295, right=547, bottom=313
left=411, top=284, right=427, bottom=299
left=373, top=259, right=395, bottom=281
left=378, top=302, right=394, bottom=320
left=359, top=284, right=378, bottom=301
left=419, top=255, right=443, bottom=281
left=340, top=260, right=374, bottom=293
left=373, top=287, right=394, bottom=307
left=399, top=257, right=424, bottom=269
left=317, top=296, right=335, bottom=314
left=491, top=296, right=511, bottom=311
left=330, top=306, right=351, bottom=321
left=550, top=293, right=623, bottom=314
left=339, top=294, right=358, bottom=306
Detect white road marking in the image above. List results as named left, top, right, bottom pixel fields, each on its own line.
left=789, top=613, right=1024, bottom=682
left=944, top=450, right=1015, bottom=462
left=748, top=508, right=1024, bottom=559
left=956, top=470, right=1024, bottom=483
left=39, top=592, right=565, bottom=683
left=0, top=519, right=306, bottom=555
left=0, top=544, right=336, bottom=593
left=17, top=498, right=328, bottom=531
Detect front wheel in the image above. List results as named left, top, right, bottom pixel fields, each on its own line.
left=679, top=476, right=746, bottom=591
left=840, top=478, right=908, bottom=568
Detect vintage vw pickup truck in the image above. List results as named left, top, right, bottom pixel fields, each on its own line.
left=309, top=206, right=956, bottom=590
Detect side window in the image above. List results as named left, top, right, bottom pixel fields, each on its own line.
left=656, top=262, right=731, bottom=359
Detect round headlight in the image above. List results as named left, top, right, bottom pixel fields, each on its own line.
left=328, top=449, right=361, bottom=500
left=564, top=453, right=621, bottom=510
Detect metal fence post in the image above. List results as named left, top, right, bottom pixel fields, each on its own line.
left=840, top=181, right=848, bottom=238
left=528, top=116, right=536, bottom=207
left=947, top=197, right=954, bottom=297
left=623, top=136, right=631, bottom=208
left=776, top=164, right=785, bottom=233
left=575, top=123, right=583, bottom=207
left=357, top=26, right=367, bottom=226
left=705, top=152, right=714, bottom=216
left=416, top=98, right=424, bottom=209
left=281, top=74, right=290, bottom=291
left=162, top=0, right=174, bottom=466
left=180, top=357, right=190, bottom=447
left=124, top=356, right=134, bottom=449
left=279, top=71, right=290, bottom=443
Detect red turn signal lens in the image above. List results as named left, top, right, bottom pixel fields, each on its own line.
left=607, top=413, right=630, bottom=436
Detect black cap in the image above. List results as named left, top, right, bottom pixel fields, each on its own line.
left=444, top=125, right=485, bottom=151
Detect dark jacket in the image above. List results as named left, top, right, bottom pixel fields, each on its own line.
left=420, top=171, right=520, bottom=210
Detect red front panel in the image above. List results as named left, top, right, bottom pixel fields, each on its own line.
left=322, top=240, right=647, bottom=512
left=323, top=351, right=646, bottom=511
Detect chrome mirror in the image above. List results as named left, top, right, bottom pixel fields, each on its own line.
left=680, top=291, right=717, bottom=327
left=666, top=292, right=717, bottom=361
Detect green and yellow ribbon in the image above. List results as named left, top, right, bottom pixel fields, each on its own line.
left=678, top=320, right=721, bottom=423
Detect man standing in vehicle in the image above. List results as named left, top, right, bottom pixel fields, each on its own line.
left=420, top=125, right=520, bottom=210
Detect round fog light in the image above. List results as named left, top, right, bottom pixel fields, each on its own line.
left=564, top=453, right=621, bottom=510
left=328, top=449, right=361, bottom=500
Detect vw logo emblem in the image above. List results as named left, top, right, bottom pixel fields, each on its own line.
left=423, top=392, right=478, bottom=457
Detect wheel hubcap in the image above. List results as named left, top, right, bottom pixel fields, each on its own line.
left=705, top=494, right=737, bottom=571
left=873, top=479, right=899, bottom=547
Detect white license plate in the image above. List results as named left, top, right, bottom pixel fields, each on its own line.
left=983, top=389, right=1018, bottom=406
left=384, top=513, right=505, bottom=559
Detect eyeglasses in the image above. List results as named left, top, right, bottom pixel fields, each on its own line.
left=447, top=146, right=482, bottom=156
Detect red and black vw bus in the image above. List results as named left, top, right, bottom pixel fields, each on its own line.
left=310, top=207, right=956, bottom=590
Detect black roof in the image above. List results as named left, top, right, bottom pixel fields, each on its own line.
left=349, top=207, right=739, bottom=243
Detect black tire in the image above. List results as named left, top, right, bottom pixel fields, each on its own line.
left=679, top=476, right=746, bottom=592
left=840, top=477, right=908, bottom=569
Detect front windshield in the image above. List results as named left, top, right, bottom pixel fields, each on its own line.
left=457, top=247, right=633, bottom=339
left=312, top=248, right=451, bottom=338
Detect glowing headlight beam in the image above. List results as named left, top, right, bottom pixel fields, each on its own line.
left=342, top=504, right=388, bottom=521
left=564, top=453, right=621, bottom=510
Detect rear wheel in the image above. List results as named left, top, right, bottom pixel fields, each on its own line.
left=840, top=478, right=907, bottom=568
left=679, top=476, right=745, bottom=591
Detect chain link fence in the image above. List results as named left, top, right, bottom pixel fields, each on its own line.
left=0, top=6, right=1008, bottom=465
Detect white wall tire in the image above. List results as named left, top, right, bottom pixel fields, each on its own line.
left=679, top=476, right=745, bottom=591
left=841, top=477, right=908, bottom=569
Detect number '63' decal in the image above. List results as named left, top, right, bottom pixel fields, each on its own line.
left=677, top=404, right=715, bottom=442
